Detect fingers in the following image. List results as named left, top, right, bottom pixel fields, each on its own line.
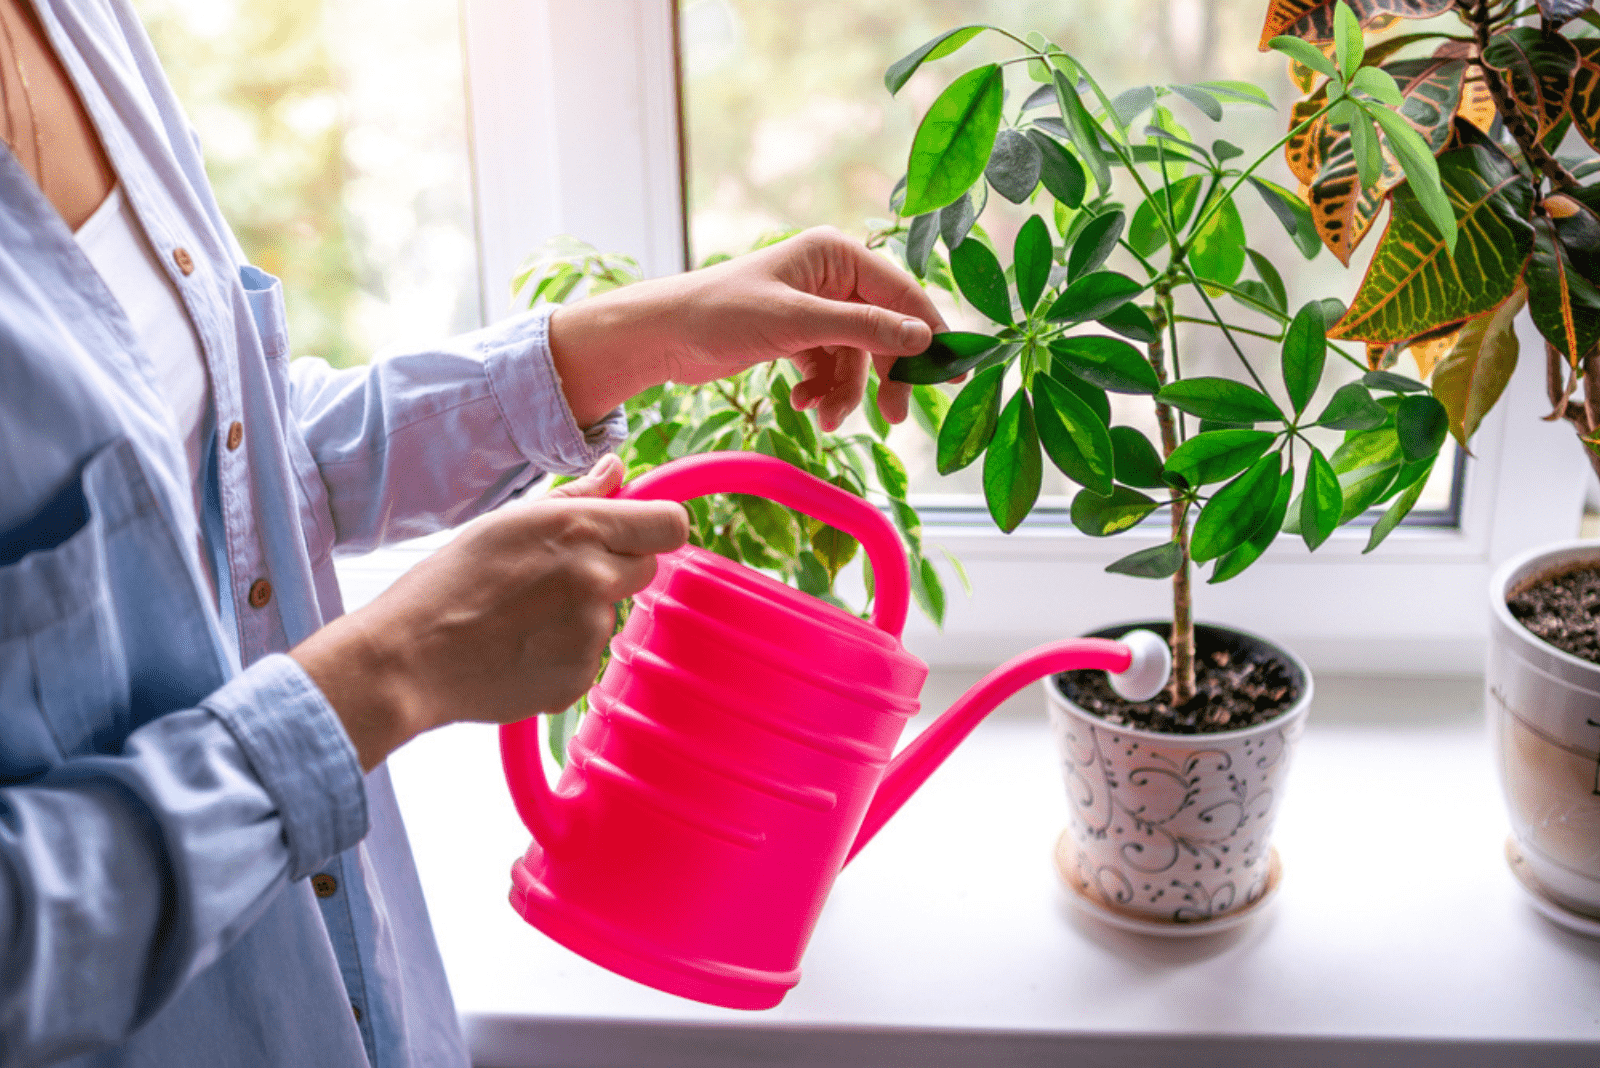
left=545, top=453, right=625, bottom=500
left=789, top=292, right=932, bottom=358
left=576, top=498, right=691, bottom=557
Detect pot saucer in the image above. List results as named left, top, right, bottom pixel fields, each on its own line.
left=1504, top=837, right=1600, bottom=940
left=1054, top=828, right=1282, bottom=938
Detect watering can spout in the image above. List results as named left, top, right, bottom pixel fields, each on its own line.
left=845, top=631, right=1170, bottom=864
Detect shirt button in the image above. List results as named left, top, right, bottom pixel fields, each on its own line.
left=173, top=247, right=194, bottom=275
left=351, top=1003, right=362, bottom=1023
left=247, top=579, right=272, bottom=609
left=311, top=873, right=337, bottom=898
left=225, top=421, right=243, bottom=451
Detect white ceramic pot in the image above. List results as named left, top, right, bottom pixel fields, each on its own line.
left=1045, top=622, right=1312, bottom=926
left=1488, top=541, right=1600, bottom=919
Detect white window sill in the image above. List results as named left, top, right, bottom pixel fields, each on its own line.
left=386, top=668, right=1600, bottom=1068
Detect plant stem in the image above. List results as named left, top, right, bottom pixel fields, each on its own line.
left=1148, top=284, right=1196, bottom=704
left=1465, top=0, right=1579, bottom=191
left=1181, top=265, right=1277, bottom=399
left=1173, top=314, right=1283, bottom=341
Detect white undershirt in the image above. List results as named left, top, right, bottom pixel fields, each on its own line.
left=76, top=184, right=216, bottom=600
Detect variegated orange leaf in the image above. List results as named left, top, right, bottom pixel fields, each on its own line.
left=1302, top=58, right=1468, bottom=266
left=1259, top=0, right=1451, bottom=51
left=1364, top=324, right=1462, bottom=377
left=1482, top=28, right=1578, bottom=144
left=1431, top=289, right=1526, bottom=447
left=1574, top=39, right=1600, bottom=153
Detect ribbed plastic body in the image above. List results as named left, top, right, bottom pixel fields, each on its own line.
left=507, top=541, right=927, bottom=1008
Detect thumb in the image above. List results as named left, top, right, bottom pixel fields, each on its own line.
left=545, top=453, right=625, bottom=500
left=793, top=294, right=934, bottom=356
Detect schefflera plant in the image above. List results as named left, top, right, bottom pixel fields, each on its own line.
left=1267, top=0, right=1600, bottom=477
left=512, top=236, right=966, bottom=758
left=881, top=12, right=1456, bottom=703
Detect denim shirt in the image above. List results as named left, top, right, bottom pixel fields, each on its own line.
left=0, top=2, right=625, bottom=1065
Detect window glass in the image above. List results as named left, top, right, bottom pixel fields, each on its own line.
left=679, top=0, right=1459, bottom=521
left=137, top=0, right=480, bottom=368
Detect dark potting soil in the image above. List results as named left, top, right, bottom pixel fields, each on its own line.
left=1507, top=564, right=1600, bottom=666
left=1056, top=626, right=1301, bottom=735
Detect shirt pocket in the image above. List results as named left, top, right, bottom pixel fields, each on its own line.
left=0, top=438, right=222, bottom=780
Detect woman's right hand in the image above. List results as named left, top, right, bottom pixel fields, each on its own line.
left=290, top=455, right=687, bottom=770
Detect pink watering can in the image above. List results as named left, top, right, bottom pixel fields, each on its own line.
left=500, top=452, right=1169, bottom=1010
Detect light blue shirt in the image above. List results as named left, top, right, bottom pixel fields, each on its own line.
left=0, top=2, right=625, bottom=1065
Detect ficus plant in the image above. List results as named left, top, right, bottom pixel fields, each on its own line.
left=1268, top=0, right=1600, bottom=474
left=511, top=236, right=966, bottom=760
left=875, top=9, right=1455, bottom=705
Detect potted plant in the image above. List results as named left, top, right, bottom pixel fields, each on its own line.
left=510, top=236, right=963, bottom=761
left=1267, top=0, right=1600, bottom=928
left=873, top=4, right=1458, bottom=928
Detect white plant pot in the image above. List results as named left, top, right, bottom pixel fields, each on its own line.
left=1044, top=622, right=1312, bottom=927
left=1488, top=541, right=1600, bottom=919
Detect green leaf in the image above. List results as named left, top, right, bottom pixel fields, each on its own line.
left=1129, top=175, right=1204, bottom=258
left=1196, top=80, right=1275, bottom=108
left=684, top=408, right=742, bottom=453
left=1331, top=424, right=1402, bottom=473
left=1046, top=271, right=1143, bottom=324
left=1112, top=86, right=1159, bottom=127
left=1110, top=426, right=1167, bottom=488
left=1067, top=210, right=1127, bottom=281
left=1348, top=111, right=1382, bottom=191
left=985, top=128, right=1043, bottom=204
left=905, top=212, right=939, bottom=277
left=1394, top=393, right=1448, bottom=461
left=770, top=375, right=819, bottom=455
left=1363, top=370, right=1428, bottom=393
left=1170, top=83, right=1224, bottom=122
left=1336, top=462, right=1400, bottom=524
left=869, top=440, right=910, bottom=499
left=738, top=494, right=800, bottom=559
left=1282, top=302, right=1328, bottom=415
left=1071, top=485, right=1159, bottom=536
left=1431, top=289, right=1524, bottom=447
left=1314, top=382, right=1388, bottom=430
left=1048, top=336, right=1160, bottom=395
left=983, top=390, right=1043, bottom=533
left=1366, top=103, right=1457, bottom=254
left=885, top=25, right=988, bottom=95
left=950, top=238, right=1013, bottom=325
left=1247, top=177, right=1321, bottom=260
left=910, top=554, right=946, bottom=628
left=1188, top=191, right=1248, bottom=288
left=904, top=65, right=1006, bottom=216
left=1301, top=447, right=1343, bottom=551
left=863, top=375, right=892, bottom=441
left=1049, top=368, right=1111, bottom=426
left=796, top=550, right=831, bottom=596
left=891, top=331, right=1001, bottom=384
left=1026, top=129, right=1087, bottom=208
left=1334, top=0, right=1365, bottom=81
left=1365, top=459, right=1433, bottom=553
left=1213, top=139, right=1245, bottom=162
left=1210, top=466, right=1293, bottom=583
left=1331, top=139, right=1535, bottom=344
left=911, top=384, right=952, bottom=437
left=1156, top=377, right=1283, bottom=423
left=1105, top=541, right=1184, bottom=578
left=1527, top=215, right=1600, bottom=366
left=1165, top=429, right=1276, bottom=486
left=1190, top=453, right=1282, bottom=563
left=1247, top=249, right=1289, bottom=314
left=1352, top=65, right=1404, bottom=107
left=1270, top=35, right=1340, bottom=81
left=1099, top=301, right=1159, bottom=344
left=936, top=364, right=1005, bottom=475
left=1033, top=373, right=1115, bottom=496
left=940, top=193, right=978, bottom=250
left=1055, top=69, right=1111, bottom=194
left=1013, top=214, right=1052, bottom=315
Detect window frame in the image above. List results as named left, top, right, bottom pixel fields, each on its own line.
left=457, top=0, right=1590, bottom=675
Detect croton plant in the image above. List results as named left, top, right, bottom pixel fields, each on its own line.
left=1270, top=0, right=1600, bottom=471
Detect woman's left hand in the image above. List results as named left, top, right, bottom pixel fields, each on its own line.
left=548, top=227, right=946, bottom=432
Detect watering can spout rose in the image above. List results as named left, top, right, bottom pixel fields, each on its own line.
left=499, top=452, right=1170, bottom=1010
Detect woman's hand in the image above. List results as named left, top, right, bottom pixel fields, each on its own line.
left=549, top=227, right=946, bottom=432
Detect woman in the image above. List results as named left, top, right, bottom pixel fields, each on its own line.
left=0, top=1, right=942, bottom=1064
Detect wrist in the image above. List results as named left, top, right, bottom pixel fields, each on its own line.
left=291, top=612, right=427, bottom=772
left=548, top=284, right=673, bottom=426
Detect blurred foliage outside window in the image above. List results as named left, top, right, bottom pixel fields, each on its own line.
left=136, top=0, right=480, bottom=369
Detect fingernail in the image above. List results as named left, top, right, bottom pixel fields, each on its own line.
left=900, top=319, right=924, bottom=349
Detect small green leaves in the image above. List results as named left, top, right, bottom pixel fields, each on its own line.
left=1110, top=426, right=1167, bottom=488
left=986, top=128, right=1043, bottom=204
left=1300, top=447, right=1343, bottom=551
left=1395, top=393, right=1448, bottom=461
left=1033, top=373, right=1115, bottom=496
left=1210, top=466, right=1293, bottom=583
left=1333, top=0, right=1364, bottom=81
left=1366, top=103, right=1457, bottom=254
left=1170, top=83, right=1224, bottom=121
left=1315, top=382, right=1388, bottom=430
left=1248, top=177, right=1321, bottom=260
left=904, top=65, right=1005, bottom=216
left=891, top=332, right=1000, bottom=384
left=1165, top=429, right=1276, bottom=486
left=885, top=25, right=988, bottom=95
left=1270, top=35, right=1339, bottom=82
left=1282, top=302, right=1328, bottom=414
left=950, top=238, right=1013, bottom=324
left=1048, top=336, right=1160, bottom=394
left=1055, top=69, right=1112, bottom=193
left=1067, top=210, right=1127, bottom=280
left=1071, top=485, right=1160, bottom=536
left=1351, top=66, right=1403, bottom=107
left=1129, top=176, right=1204, bottom=257
left=1190, top=453, right=1282, bottom=562
left=1106, top=541, right=1184, bottom=578
left=936, top=364, right=1005, bottom=474
left=1027, top=129, right=1087, bottom=208
left=984, top=390, right=1043, bottom=533
left=1046, top=271, right=1143, bottom=323
left=1363, top=370, right=1429, bottom=393
left=1366, top=460, right=1434, bottom=553
left=1157, top=377, right=1283, bottom=423
left=1013, top=214, right=1052, bottom=314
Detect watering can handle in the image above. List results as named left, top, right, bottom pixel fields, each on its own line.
left=613, top=452, right=912, bottom=638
